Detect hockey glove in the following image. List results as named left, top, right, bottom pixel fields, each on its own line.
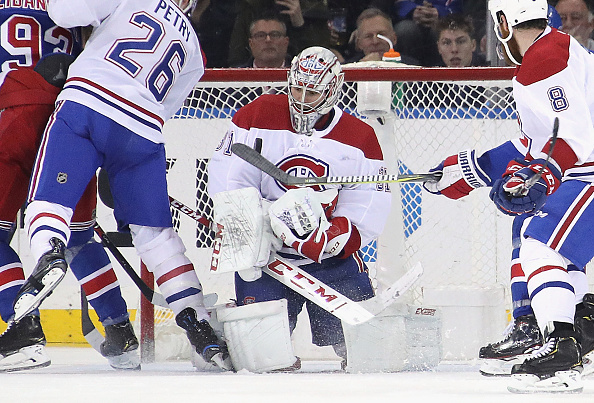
left=423, top=150, right=489, bottom=199
left=270, top=214, right=361, bottom=263
left=489, top=158, right=561, bottom=216
left=268, top=188, right=337, bottom=237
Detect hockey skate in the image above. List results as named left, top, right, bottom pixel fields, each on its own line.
left=478, top=314, right=543, bottom=376
left=575, top=293, right=594, bottom=376
left=100, top=319, right=141, bottom=370
left=0, top=314, right=50, bottom=372
left=176, top=307, right=233, bottom=371
left=13, top=238, right=68, bottom=322
left=507, top=334, right=583, bottom=393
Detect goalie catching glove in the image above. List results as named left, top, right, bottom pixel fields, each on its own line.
left=424, top=150, right=489, bottom=199
left=490, top=158, right=561, bottom=216
left=269, top=188, right=360, bottom=263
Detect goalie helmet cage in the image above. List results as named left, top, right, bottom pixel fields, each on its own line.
left=137, top=66, right=539, bottom=363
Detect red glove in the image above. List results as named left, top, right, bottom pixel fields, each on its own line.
left=271, top=215, right=361, bottom=263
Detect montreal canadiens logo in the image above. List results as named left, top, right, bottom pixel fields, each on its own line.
left=277, top=154, right=329, bottom=191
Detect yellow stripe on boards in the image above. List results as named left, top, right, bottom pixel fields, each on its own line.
left=0, top=309, right=137, bottom=346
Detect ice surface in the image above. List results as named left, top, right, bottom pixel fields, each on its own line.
left=1, top=347, right=592, bottom=403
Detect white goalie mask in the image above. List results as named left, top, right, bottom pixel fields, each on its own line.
left=287, top=47, right=344, bottom=135
left=174, top=0, right=198, bottom=14
left=488, top=0, right=548, bottom=65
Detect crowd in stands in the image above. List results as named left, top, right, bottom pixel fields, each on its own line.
left=187, top=0, right=594, bottom=69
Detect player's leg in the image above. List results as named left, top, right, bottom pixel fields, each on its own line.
left=103, top=127, right=229, bottom=369
left=508, top=237, right=582, bottom=392
left=574, top=291, right=594, bottom=376
left=15, top=101, right=100, bottom=320
left=507, top=181, right=594, bottom=392
left=479, top=214, right=542, bottom=376
left=67, top=179, right=140, bottom=370
left=305, top=254, right=375, bottom=368
left=0, top=100, right=57, bottom=371
left=569, top=263, right=594, bottom=375
left=0, top=227, right=49, bottom=372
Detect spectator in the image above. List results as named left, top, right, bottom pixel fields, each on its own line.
left=347, top=8, right=419, bottom=64
left=236, top=14, right=291, bottom=67
left=326, top=1, right=374, bottom=60
left=228, top=0, right=331, bottom=67
left=435, top=14, right=488, bottom=67
left=189, top=0, right=239, bottom=67
left=556, top=0, right=594, bottom=50
left=392, top=0, right=463, bottom=66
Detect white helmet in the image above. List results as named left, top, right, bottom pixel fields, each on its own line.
left=489, top=0, right=548, bottom=28
left=174, top=0, right=198, bottom=14
left=288, top=47, right=344, bottom=135
left=489, top=0, right=548, bottom=65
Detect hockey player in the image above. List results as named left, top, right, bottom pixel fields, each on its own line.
left=0, top=6, right=140, bottom=371
left=425, top=0, right=594, bottom=393
left=208, top=46, right=392, bottom=367
left=11, top=0, right=230, bottom=370
left=470, top=5, right=594, bottom=378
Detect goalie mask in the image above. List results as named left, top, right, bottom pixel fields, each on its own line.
left=488, top=0, right=548, bottom=65
left=288, top=47, right=344, bottom=135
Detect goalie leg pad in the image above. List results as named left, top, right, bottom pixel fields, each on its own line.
left=216, top=299, right=296, bottom=373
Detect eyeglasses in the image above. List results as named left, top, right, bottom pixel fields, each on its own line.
left=251, top=31, right=285, bottom=41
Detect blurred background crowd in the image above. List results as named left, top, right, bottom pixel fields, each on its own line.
left=189, top=0, right=594, bottom=69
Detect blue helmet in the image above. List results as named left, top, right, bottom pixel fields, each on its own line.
left=548, top=5, right=562, bottom=29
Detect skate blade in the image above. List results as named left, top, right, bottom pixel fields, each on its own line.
left=210, top=352, right=234, bottom=371
left=479, top=355, right=526, bottom=377
left=582, top=351, right=594, bottom=377
left=107, top=350, right=141, bottom=370
left=508, top=370, right=583, bottom=393
left=14, top=268, right=66, bottom=321
left=0, top=345, right=51, bottom=372
left=191, top=350, right=226, bottom=372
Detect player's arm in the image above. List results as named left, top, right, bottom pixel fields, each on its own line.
left=48, top=0, right=117, bottom=28
left=207, top=121, right=264, bottom=196
left=424, top=140, right=524, bottom=199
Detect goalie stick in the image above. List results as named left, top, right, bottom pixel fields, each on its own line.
left=168, top=196, right=422, bottom=325
left=230, top=142, right=442, bottom=186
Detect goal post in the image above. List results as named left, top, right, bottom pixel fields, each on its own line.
left=142, top=66, right=523, bottom=362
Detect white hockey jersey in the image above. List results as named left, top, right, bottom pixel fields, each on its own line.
left=48, top=0, right=204, bottom=144
left=513, top=26, right=594, bottom=180
left=208, top=94, right=392, bottom=263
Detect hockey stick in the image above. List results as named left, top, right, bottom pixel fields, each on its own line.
left=265, top=255, right=374, bottom=325
left=230, top=142, right=442, bottom=186
left=358, top=262, right=423, bottom=315
left=93, top=223, right=168, bottom=308
left=509, top=117, right=559, bottom=197
left=168, top=196, right=420, bottom=325
left=81, top=288, right=104, bottom=353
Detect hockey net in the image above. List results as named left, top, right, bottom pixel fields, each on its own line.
left=138, top=66, right=527, bottom=362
